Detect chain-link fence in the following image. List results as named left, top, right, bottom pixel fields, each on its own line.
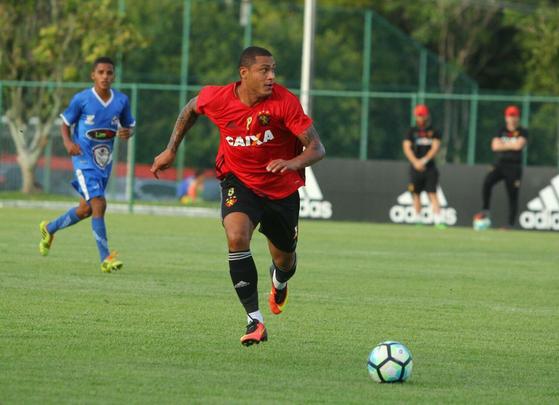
left=2, top=0, right=559, bottom=206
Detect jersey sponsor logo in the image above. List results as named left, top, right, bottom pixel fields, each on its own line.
left=92, top=144, right=112, bottom=169
left=389, top=186, right=457, bottom=225
left=299, top=167, right=333, bottom=219
left=519, top=174, right=559, bottom=231
left=86, top=128, right=116, bottom=140
left=500, top=136, right=520, bottom=143
left=415, top=138, right=434, bottom=146
left=225, top=130, right=275, bottom=147
left=85, top=115, right=95, bottom=125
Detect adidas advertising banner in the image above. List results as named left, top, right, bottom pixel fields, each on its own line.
left=305, top=158, right=559, bottom=231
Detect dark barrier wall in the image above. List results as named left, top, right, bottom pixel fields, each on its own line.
left=301, top=158, right=559, bottom=231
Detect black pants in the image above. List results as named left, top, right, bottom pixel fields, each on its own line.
left=482, top=163, right=522, bottom=226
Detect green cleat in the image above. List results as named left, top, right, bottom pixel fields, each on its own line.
left=101, top=251, right=123, bottom=273
left=435, top=223, right=448, bottom=230
left=39, top=221, right=54, bottom=256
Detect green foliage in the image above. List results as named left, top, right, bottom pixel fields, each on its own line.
left=506, top=4, right=559, bottom=94
left=3, top=0, right=559, bottom=168
left=0, top=0, right=146, bottom=82
left=2, top=208, right=559, bottom=402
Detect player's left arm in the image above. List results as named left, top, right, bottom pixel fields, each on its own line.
left=266, top=125, right=326, bottom=173
left=508, top=136, right=527, bottom=151
left=117, top=96, right=136, bottom=140
left=117, top=127, right=133, bottom=140
left=419, top=139, right=441, bottom=166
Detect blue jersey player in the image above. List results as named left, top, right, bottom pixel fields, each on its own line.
left=39, top=57, right=135, bottom=273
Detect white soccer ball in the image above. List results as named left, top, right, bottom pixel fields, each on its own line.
left=367, top=341, right=413, bottom=383
left=473, top=215, right=491, bottom=231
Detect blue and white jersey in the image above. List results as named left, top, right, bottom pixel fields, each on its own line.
left=60, top=87, right=136, bottom=177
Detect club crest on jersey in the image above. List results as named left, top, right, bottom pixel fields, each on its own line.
left=111, top=116, right=120, bottom=126
left=225, top=187, right=237, bottom=207
left=85, top=115, right=95, bottom=125
left=225, top=130, right=275, bottom=147
left=257, top=110, right=271, bottom=126
left=86, top=128, right=116, bottom=140
left=92, top=144, right=112, bottom=169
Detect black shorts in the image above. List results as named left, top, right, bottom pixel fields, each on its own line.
left=408, top=165, right=439, bottom=194
left=220, top=174, right=300, bottom=253
left=493, top=162, right=522, bottom=183
left=486, top=163, right=523, bottom=188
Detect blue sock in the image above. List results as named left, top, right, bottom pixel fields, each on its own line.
left=91, top=217, right=110, bottom=262
left=46, top=207, right=81, bottom=234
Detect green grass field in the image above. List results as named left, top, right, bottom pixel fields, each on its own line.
left=1, top=207, right=558, bottom=403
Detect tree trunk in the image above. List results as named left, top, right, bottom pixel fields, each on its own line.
left=7, top=116, right=53, bottom=194
left=19, top=161, right=40, bottom=194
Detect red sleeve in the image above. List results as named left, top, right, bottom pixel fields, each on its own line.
left=282, top=90, right=313, bottom=136
left=196, top=86, right=219, bottom=116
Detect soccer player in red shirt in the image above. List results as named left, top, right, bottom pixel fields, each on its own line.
left=151, top=47, right=326, bottom=346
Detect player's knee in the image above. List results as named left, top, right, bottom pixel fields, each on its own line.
left=227, top=232, right=251, bottom=251
left=90, top=197, right=106, bottom=213
left=273, top=252, right=295, bottom=271
left=77, top=205, right=92, bottom=219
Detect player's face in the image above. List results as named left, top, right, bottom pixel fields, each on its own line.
left=243, top=56, right=276, bottom=97
left=415, top=115, right=428, bottom=127
left=91, top=63, right=115, bottom=91
left=505, top=115, right=519, bottom=128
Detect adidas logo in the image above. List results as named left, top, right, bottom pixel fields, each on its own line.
left=519, top=175, right=559, bottom=231
left=234, top=280, right=250, bottom=289
left=299, top=167, right=332, bottom=219
left=389, top=186, right=457, bottom=225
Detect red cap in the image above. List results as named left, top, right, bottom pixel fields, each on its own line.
left=505, top=105, right=520, bottom=117
left=414, top=104, right=429, bottom=117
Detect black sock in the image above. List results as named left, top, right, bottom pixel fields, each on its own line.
left=273, top=253, right=297, bottom=285
left=229, top=250, right=259, bottom=314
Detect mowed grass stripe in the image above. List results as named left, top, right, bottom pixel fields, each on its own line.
left=1, top=207, right=558, bottom=403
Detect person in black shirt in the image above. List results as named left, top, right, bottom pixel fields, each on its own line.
left=402, top=104, right=445, bottom=228
left=476, top=105, right=527, bottom=228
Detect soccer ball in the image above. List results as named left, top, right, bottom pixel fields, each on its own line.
left=367, top=341, right=413, bottom=383
left=473, top=213, right=491, bottom=231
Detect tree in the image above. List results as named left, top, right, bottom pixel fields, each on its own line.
left=506, top=2, right=559, bottom=166
left=0, top=0, right=145, bottom=193
left=506, top=3, right=559, bottom=94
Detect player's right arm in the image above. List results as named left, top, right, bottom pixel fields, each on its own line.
left=491, top=137, right=506, bottom=152
left=492, top=136, right=526, bottom=152
left=151, top=96, right=199, bottom=179
left=60, top=123, right=82, bottom=156
left=60, top=94, right=82, bottom=156
left=402, top=140, right=424, bottom=172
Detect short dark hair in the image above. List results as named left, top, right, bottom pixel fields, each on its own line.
left=92, top=56, right=115, bottom=70
left=238, top=46, right=273, bottom=68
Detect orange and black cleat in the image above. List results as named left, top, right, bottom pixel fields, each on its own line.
left=240, top=319, right=268, bottom=346
left=269, top=266, right=288, bottom=315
